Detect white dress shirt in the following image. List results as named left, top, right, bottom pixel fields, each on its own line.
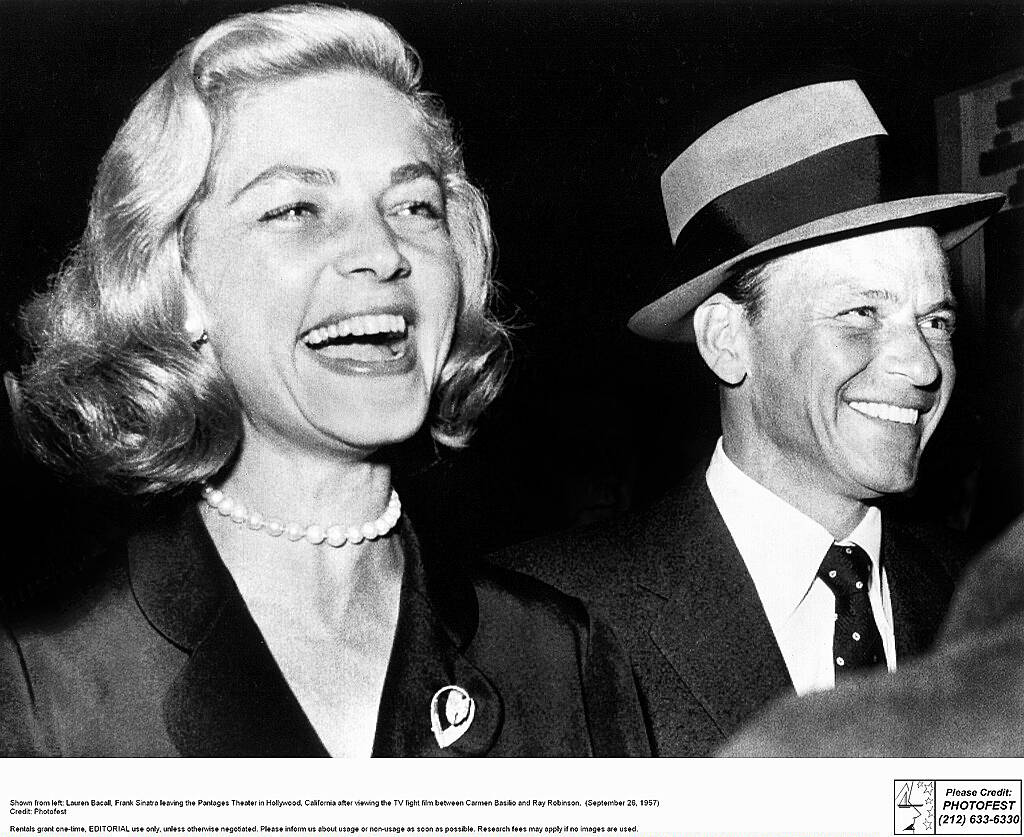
left=705, top=438, right=897, bottom=695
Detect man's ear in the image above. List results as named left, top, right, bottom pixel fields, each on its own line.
left=693, top=293, right=749, bottom=385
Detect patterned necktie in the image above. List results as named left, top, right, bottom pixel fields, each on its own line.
left=817, top=542, right=886, bottom=679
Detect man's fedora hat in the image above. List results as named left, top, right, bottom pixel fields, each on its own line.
left=628, top=80, right=1006, bottom=342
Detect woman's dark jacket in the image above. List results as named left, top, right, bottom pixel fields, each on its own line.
left=0, top=504, right=648, bottom=757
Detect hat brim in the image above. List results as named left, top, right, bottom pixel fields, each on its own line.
left=628, top=191, right=1006, bottom=342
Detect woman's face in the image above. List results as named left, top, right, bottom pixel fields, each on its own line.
left=187, top=71, right=461, bottom=458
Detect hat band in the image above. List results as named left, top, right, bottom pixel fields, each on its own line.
left=671, top=136, right=885, bottom=280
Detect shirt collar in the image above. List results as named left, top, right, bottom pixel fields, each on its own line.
left=705, top=438, right=881, bottom=629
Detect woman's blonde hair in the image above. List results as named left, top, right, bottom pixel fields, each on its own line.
left=13, top=4, right=508, bottom=494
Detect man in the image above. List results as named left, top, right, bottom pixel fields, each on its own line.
left=496, top=81, right=1005, bottom=756
left=719, top=513, right=1024, bottom=756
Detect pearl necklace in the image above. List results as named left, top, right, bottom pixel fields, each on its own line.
left=201, top=484, right=401, bottom=548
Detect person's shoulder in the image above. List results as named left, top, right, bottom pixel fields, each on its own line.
left=720, top=602, right=1024, bottom=757
left=489, top=514, right=632, bottom=595
left=0, top=534, right=138, bottom=756
left=2, top=489, right=144, bottom=620
left=461, top=561, right=653, bottom=757
left=457, top=562, right=598, bottom=698
left=2, top=501, right=166, bottom=664
left=942, top=514, right=1024, bottom=642
left=465, top=560, right=633, bottom=683
left=469, top=560, right=591, bottom=635
left=883, top=505, right=971, bottom=580
left=490, top=468, right=711, bottom=600
left=4, top=539, right=133, bottom=651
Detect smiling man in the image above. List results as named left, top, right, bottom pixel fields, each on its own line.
left=497, top=81, right=1004, bottom=756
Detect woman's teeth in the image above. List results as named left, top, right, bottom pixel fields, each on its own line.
left=302, top=313, right=407, bottom=348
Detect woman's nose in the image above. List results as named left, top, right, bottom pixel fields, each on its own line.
left=327, top=211, right=410, bottom=282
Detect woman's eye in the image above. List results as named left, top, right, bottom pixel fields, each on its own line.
left=259, top=202, right=318, bottom=223
left=395, top=200, right=445, bottom=222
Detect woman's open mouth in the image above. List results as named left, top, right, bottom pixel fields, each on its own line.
left=299, top=313, right=415, bottom=374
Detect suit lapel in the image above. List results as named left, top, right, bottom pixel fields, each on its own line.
left=129, top=504, right=328, bottom=756
left=629, top=472, right=793, bottom=738
left=882, top=518, right=953, bottom=660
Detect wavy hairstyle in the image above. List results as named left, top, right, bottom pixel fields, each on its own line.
left=13, top=4, right=509, bottom=494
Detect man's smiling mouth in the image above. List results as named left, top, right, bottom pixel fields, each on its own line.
left=848, top=401, right=919, bottom=425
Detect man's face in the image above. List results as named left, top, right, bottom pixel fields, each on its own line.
left=736, top=225, right=955, bottom=504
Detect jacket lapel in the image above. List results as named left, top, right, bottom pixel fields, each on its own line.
left=882, top=518, right=954, bottom=660
left=130, top=502, right=504, bottom=757
left=372, top=522, right=503, bottom=756
left=629, top=472, right=793, bottom=738
left=129, top=504, right=328, bottom=756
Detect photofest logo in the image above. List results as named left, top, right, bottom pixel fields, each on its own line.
left=896, top=781, right=935, bottom=833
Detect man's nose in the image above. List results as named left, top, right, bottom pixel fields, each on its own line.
left=326, top=211, right=410, bottom=283
left=882, top=323, right=944, bottom=388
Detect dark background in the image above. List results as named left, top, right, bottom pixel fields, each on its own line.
left=2, top=0, right=1022, bottom=592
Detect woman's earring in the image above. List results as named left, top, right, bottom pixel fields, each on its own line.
left=184, top=311, right=208, bottom=348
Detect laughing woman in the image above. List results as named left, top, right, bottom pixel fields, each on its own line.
left=1, top=5, right=646, bottom=757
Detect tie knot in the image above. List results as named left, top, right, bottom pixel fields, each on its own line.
left=818, top=542, right=871, bottom=596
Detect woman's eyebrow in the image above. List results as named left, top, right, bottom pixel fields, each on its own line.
left=390, top=160, right=441, bottom=187
left=229, top=161, right=439, bottom=204
left=230, top=164, right=335, bottom=203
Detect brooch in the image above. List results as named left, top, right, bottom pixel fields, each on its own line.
left=430, top=685, right=475, bottom=748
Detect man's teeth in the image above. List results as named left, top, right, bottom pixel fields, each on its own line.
left=848, top=401, right=919, bottom=425
left=302, top=314, right=407, bottom=347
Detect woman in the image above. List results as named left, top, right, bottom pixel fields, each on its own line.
left=1, top=4, right=647, bottom=757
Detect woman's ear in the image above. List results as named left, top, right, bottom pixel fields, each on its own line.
left=4, top=371, right=21, bottom=409
left=182, top=283, right=208, bottom=346
left=693, top=293, right=749, bottom=385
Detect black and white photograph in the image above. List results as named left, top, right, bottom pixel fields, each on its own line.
left=1, top=0, right=1022, bottom=767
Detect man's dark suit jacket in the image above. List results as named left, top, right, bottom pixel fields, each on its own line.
left=721, top=513, right=1024, bottom=756
left=0, top=504, right=648, bottom=757
left=495, top=468, right=965, bottom=757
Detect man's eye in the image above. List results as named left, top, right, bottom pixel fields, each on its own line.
left=922, top=314, right=956, bottom=335
left=839, top=306, right=877, bottom=322
left=259, top=202, right=318, bottom=223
